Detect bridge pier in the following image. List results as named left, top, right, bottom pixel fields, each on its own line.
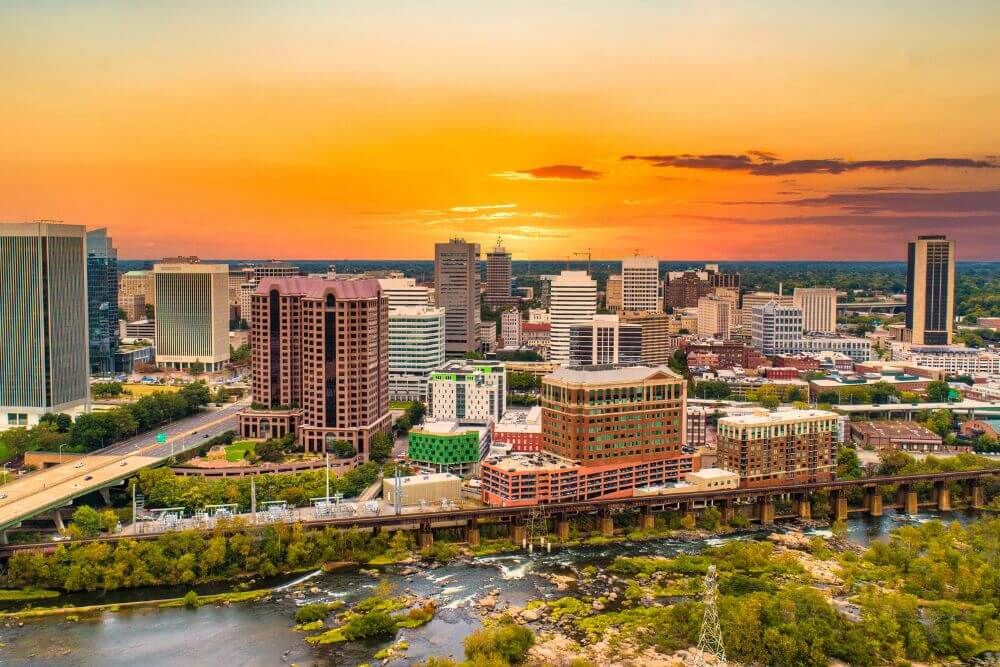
left=53, top=509, right=66, bottom=532
left=935, top=481, right=952, bottom=512
left=372, top=525, right=382, bottom=537
left=720, top=499, right=734, bottom=524
left=758, top=497, right=775, bottom=525
left=555, top=515, right=570, bottom=541
left=418, top=522, right=433, bottom=549
left=640, top=506, right=655, bottom=531
left=0, top=530, right=7, bottom=546
left=865, top=486, right=883, bottom=517
left=99, top=487, right=111, bottom=506
left=831, top=489, right=848, bottom=522
left=599, top=512, right=614, bottom=538
left=967, top=481, right=984, bottom=508
left=511, top=521, right=526, bottom=546
left=792, top=493, right=812, bottom=520
left=465, top=518, right=480, bottom=546
left=897, top=484, right=919, bottom=515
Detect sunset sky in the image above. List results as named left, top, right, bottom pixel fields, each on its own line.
left=3, top=1, right=1000, bottom=260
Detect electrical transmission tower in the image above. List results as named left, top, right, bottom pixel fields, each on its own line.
left=525, top=505, right=547, bottom=553
left=692, top=565, right=726, bottom=666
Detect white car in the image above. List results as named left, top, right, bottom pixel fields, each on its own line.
left=74, top=462, right=85, bottom=468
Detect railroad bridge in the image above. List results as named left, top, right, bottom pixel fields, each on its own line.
left=1, top=468, right=995, bottom=558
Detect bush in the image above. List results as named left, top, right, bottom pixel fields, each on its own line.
left=464, top=616, right=535, bottom=664
left=295, top=602, right=332, bottom=624
left=183, top=590, right=200, bottom=608
left=342, top=610, right=397, bottom=640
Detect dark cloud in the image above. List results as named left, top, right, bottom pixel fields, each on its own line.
left=787, top=189, right=1000, bottom=214
left=496, top=164, right=602, bottom=180
left=621, top=152, right=998, bottom=176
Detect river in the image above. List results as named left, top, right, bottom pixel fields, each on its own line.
left=0, top=509, right=982, bottom=666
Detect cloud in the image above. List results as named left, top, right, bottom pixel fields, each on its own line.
left=621, top=152, right=998, bottom=176
left=449, top=203, right=517, bottom=213
left=495, top=164, right=602, bottom=181
left=785, top=189, right=1000, bottom=214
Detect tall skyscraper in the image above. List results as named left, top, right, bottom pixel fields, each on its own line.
left=549, top=270, right=597, bottom=363
left=605, top=274, right=622, bottom=312
left=434, top=238, right=481, bottom=356
left=793, top=287, right=837, bottom=333
left=153, top=261, right=230, bottom=371
left=86, top=228, right=119, bottom=374
left=751, top=301, right=804, bottom=356
left=697, top=295, right=733, bottom=339
left=239, top=277, right=391, bottom=456
left=388, top=305, right=446, bottom=401
left=905, top=235, right=955, bottom=345
left=621, top=255, right=661, bottom=312
left=568, top=314, right=642, bottom=365
left=484, top=236, right=514, bottom=308
left=1, top=222, right=90, bottom=429
left=500, top=307, right=523, bottom=347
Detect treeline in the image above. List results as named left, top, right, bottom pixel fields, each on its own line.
left=5, top=522, right=395, bottom=592
left=135, top=462, right=383, bottom=512
left=0, top=382, right=212, bottom=458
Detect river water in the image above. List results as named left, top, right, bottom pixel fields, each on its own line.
left=0, top=509, right=981, bottom=666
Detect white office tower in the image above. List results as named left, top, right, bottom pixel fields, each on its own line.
left=793, top=287, right=838, bottom=333
left=1, top=222, right=90, bottom=429
left=697, top=296, right=733, bottom=339
left=751, top=301, right=804, bottom=356
left=428, top=360, right=506, bottom=424
left=549, top=270, right=597, bottom=363
left=388, top=306, right=446, bottom=401
left=621, top=255, right=661, bottom=312
left=153, top=261, right=230, bottom=371
left=501, top=308, right=523, bottom=347
left=377, top=278, right=432, bottom=309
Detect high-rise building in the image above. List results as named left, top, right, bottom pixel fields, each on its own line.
left=388, top=306, right=446, bottom=401
left=119, top=269, right=156, bottom=312
left=252, top=260, right=301, bottom=282
left=716, top=409, right=838, bottom=487
left=427, top=360, right=506, bottom=424
left=501, top=308, right=523, bottom=347
left=620, top=311, right=673, bottom=365
left=697, top=296, right=733, bottom=339
left=663, top=270, right=714, bottom=309
left=86, top=228, right=119, bottom=374
left=549, top=270, right=597, bottom=363
left=568, top=314, right=642, bottom=365
left=605, top=274, right=622, bottom=312
left=434, top=238, right=481, bottom=356
left=621, top=255, right=661, bottom=312
left=905, top=235, right=955, bottom=345
left=238, top=277, right=391, bottom=456
left=1, top=222, right=90, bottom=429
left=751, top=301, right=803, bottom=356
left=377, top=278, right=432, bottom=309
left=793, top=287, right=837, bottom=333
left=153, top=261, right=230, bottom=371
left=484, top=237, right=514, bottom=308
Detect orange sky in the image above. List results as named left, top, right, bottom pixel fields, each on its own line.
left=3, top=1, right=1000, bottom=260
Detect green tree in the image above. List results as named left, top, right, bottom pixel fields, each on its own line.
left=70, top=506, right=104, bottom=537
left=342, top=610, right=397, bottom=640
left=190, top=360, right=205, bottom=375
left=369, top=432, right=394, bottom=463
left=925, top=380, right=951, bottom=403
left=331, top=440, right=357, bottom=459
left=922, top=409, right=954, bottom=437
left=836, top=445, right=863, bottom=479
left=464, top=616, right=535, bottom=664
left=693, top=380, right=731, bottom=400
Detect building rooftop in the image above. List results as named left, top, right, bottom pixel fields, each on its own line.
left=482, top=452, right=581, bottom=473
left=547, top=364, right=680, bottom=385
left=433, top=359, right=506, bottom=375
left=414, top=420, right=492, bottom=437
left=850, top=421, right=942, bottom=442
left=256, top=276, right=381, bottom=299
left=393, top=472, right=461, bottom=486
left=720, top=408, right=838, bottom=425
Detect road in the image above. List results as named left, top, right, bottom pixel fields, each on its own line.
left=0, top=401, right=246, bottom=531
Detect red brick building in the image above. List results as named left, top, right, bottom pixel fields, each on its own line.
left=682, top=340, right=768, bottom=370
left=761, top=366, right=800, bottom=380
left=238, top=277, right=391, bottom=458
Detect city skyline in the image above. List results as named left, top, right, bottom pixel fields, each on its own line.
left=4, top=2, right=1000, bottom=261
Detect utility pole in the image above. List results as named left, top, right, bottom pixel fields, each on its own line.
left=250, top=477, right=257, bottom=519
left=131, top=483, right=137, bottom=526
left=325, top=452, right=331, bottom=500
left=693, top=564, right=727, bottom=666
left=393, top=463, right=403, bottom=516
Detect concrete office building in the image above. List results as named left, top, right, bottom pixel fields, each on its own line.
left=378, top=278, right=432, bottom=309
left=485, top=237, right=516, bottom=308
left=388, top=306, right=446, bottom=401
left=434, top=238, right=481, bottom=356
left=751, top=301, right=804, bottom=356
left=568, top=314, right=642, bottom=366
left=716, top=409, right=838, bottom=488
left=905, top=235, right=955, bottom=345
left=620, top=311, right=674, bottom=365
left=501, top=308, right=522, bottom=347
left=86, top=228, right=119, bottom=374
left=153, top=261, right=230, bottom=371
left=794, top=287, right=837, bottom=333
left=427, top=360, right=506, bottom=424
left=621, top=255, right=661, bottom=312
left=697, top=296, right=733, bottom=339
left=119, top=269, right=155, bottom=310
left=549, top=270, right=597, bottom=363
left=238, top=277, right=391, bottom=457
left=605, top=274, right=622, bottom=312
left=1, top=222, right=90, bottom=429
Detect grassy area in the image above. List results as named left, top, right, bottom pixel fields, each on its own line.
left=224, top=441, right=256, bottom=462
left=389, top=401, right=417, bottom=410
left=0, top=588, right=60, bottom=602
left=0, top=441, right=11, bottom=464
left=0, top=588, right=272, bottom=619
left=122, top=383, right=180, bottom=396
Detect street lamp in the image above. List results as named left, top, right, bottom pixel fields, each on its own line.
left=59, top=443, right=67, bottom=463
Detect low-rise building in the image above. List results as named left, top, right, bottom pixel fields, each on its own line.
left=521, top=322, right=550, bottom=358
left=716, top=408, right=838, bottom=488
left=849, top=421, right=952, bottom=453
left=115, top=343, right=155, bottom=374
left=494, top=406, right=543, bottom=452
left=382, top=472, right=462, bottom=507
left=808, top=371, right=930, bottom=401
left=407, top=420, right=493, bottom=476
left=959, top=418, right=1000, bottom=441
left=891, top=343, right=1000, bottom=375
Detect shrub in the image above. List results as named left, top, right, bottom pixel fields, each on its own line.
left=464, top=616, right=535, bottom=664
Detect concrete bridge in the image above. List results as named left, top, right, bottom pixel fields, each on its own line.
left=1, top=468, right=994, bottom=557
left=836, top=300, right=906, bottom=315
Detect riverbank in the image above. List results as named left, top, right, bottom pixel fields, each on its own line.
left=0, top=588, right=273, bottom=621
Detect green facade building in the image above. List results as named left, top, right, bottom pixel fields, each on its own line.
left=407, top=422, right=490, bottom=476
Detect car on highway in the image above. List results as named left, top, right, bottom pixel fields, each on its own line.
left=84, top=475, right=93, bottom=481
left=74, top=462, right=85, bottom=468
left=0, top=493, right=7, bottom=500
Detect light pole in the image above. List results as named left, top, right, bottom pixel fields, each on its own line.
left=59, top=443, right=67, bottom=463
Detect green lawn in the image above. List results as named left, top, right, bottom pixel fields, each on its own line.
left=225, top=441, right=256, bottom=462
left=390, top=401, right=417, bottom=410
left=0, top=441, right=11, bottom=464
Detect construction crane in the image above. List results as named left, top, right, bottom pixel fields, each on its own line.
left=573, top=250, right=593, bottom=275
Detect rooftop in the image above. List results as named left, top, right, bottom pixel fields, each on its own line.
left=482, top=452, right=581, bottom=473
left=414, top=420, right=492, bottom=437
left=850, top=421, right=942, bottom=442
left=547, top=364, right=680, bottom=385
left=256, top=276, right=381, bottom=299
left=720, top=409, right=838, bottom=425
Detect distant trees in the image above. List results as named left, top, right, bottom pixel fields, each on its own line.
left=925, top=380, right=951, bottom=403
left=229, top=344, right=251, bottom=364
left=693, top=380, right=731, bottom=400
left=507, top=371, right=541, bottom=392
left=91, top=381, right=124, bottom=399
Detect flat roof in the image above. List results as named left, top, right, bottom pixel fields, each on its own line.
left=721, top=409, right=838, bottom=425
left=687, top=468, right=739, bottom=479
left=849, top=421, right=941, bottom=442
left=482, top=452, right=580, bottom=473
left=389, top=472, right=461, bottom=486
left=415, top=421, right=491, bottom=437
left=547, top=364, right=680, bottom=384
